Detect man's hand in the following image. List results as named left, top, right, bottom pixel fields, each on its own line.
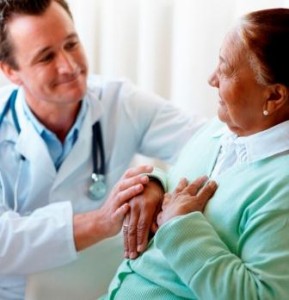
left=123, top=179, right=164, bottom=259
left=73, top=165, right=153, bottom=251
left=157, top=176, right=217, bottom=227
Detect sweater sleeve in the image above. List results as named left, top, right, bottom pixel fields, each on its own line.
left=154, top=210, right=289, bottom=300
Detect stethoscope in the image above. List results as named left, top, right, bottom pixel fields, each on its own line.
left=0, top=90, right=107, bottom=202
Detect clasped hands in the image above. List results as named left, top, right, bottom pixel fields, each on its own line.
left=102, top=165, right=217, bottom=259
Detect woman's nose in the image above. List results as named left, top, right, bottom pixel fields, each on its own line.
left=208, top=70, right=219, bottom=87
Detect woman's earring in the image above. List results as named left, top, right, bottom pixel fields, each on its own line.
left=263, top=110, right=269, bottom=116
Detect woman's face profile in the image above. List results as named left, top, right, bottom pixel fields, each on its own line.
left=208, top=31, right=269, bottom=137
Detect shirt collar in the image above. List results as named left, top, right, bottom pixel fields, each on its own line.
left=21, top=96, right=88, bottom=143
left=216, top=120, right=289, bottom=163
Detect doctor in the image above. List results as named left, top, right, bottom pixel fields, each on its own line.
left=0, top=0, right=210, bottom=299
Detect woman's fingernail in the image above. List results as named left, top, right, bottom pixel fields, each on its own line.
left=130, top=252, right=137, bottom=259
left=208, top=181, right=217, bottom=188
left=137, top=244, right=144, bottom=252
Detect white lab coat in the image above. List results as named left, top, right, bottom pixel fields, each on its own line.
left=0, top=74, right=206, bottom=300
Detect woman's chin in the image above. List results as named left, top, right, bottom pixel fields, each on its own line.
left=217, top=107, right=227, bottom=123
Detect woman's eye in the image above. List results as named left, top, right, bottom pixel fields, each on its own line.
left=220, top=64, right=233, bottom=76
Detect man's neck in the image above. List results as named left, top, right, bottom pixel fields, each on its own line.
left=27, top=101, right=81, bottom=143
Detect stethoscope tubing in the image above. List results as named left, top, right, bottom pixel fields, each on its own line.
left=0, top=89, right=105, bottom=175
left=0, top=89, right=106, bottom=204
left=92, top=120, right=105, bottom=177
left=0, top=90, right=20, bottom=133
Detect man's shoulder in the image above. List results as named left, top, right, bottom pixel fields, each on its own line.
left=86, top=74, right=138, bottom=111
left=87, top=74, right=131, bottom=90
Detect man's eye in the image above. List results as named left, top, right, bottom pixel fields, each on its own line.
left=39, top=53, right=54, bottom=63
left=65, top=41, right=78, bottom=50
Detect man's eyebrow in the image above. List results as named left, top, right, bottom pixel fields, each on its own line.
left=31, top=33, right=79, bottom=64
left=31, top=46, right=52, bottom=64
left=65, top=33, right=79, bottom=41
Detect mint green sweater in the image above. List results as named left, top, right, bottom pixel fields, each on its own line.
left=103, top=118, right=289, bottom=299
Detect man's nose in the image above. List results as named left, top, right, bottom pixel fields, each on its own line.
left=57, top=51, right=76, bottom=73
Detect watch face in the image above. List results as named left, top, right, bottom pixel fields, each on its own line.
left=88, top=176, right=107, bottom=200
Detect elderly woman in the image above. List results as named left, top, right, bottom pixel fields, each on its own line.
left=101, top=8, right=289, bottom=299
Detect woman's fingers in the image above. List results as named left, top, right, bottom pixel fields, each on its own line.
left=185, top=176, right=209, bottom=195
left=174, top=178, right=189, bottom=193
left=194, top=180, right=218, bottom=211
left=123, top=214, right=130, bottom=258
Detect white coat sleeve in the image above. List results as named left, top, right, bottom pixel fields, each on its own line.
left=0, top=201, right=77, bottom=275
left=119, top=81, right=208, bottom=164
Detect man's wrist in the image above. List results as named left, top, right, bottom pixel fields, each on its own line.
left=73, top=210, right=108, bottom=251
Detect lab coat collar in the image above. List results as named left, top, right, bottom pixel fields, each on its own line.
left=14, top=88, right=56, bottom=177
left=52, top=86, right=103, bottom=190
left=53, top=102, right=93, bottom=189
left=13, top=84, right=104, bottom=190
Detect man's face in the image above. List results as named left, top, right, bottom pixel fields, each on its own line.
left=3, top=1, right=88, bottom=112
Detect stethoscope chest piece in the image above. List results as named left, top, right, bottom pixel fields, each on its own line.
left=88, top=173, right=107, bottom=200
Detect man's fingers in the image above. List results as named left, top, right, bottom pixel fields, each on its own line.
left=122, top=165, right=153, bottom=179
left=114, top=183, right=144, bottom=207
left=116, top=175, right=149, bottom=193
left=113, top=203, right=130, bottom=223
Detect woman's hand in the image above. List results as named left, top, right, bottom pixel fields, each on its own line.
left=122, top=178, right=164, bottom=259
left=157, top=176, right=217, bottom=227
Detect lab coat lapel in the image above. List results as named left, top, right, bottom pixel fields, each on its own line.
left=15, top=122, right=56, bottom=179
left=12, top=85, right=103, bottom=191
left=53, top=96, right=102, bottom=190
left=53, top=113, right=93, bottom=189
left=14, top=88, right=56, bottom=180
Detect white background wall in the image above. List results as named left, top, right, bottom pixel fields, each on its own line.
left=1, top=0, right=289, bottom=118
left=67, top=0, right=289, bottom=118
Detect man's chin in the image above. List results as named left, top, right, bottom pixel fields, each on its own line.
left=58, top=80, right=86, bottom=97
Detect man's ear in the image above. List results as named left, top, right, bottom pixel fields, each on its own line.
left=263, top=84, right=288, bottom=115
left=0, top=62, right=22, bottom=86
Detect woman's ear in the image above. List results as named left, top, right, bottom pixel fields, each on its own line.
left=0, top=62, right=22, bottom=86
left=263, top=84, right=288, bottom=115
